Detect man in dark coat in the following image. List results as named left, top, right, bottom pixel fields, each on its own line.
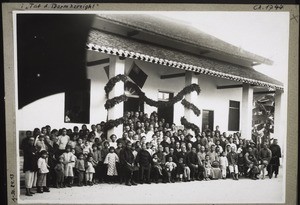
left=21, top=131, right=33, bottom=151
left=166, top=147, right=178, bottom=164
left=119, top=142, right=137, bottom=186
left=136, top=143, right=152, bottom=184
left=186, top=147, right=200, bottom=181
left=23, top=136, right=38, bottom=196
left=268, top=139, right=282, bottom=178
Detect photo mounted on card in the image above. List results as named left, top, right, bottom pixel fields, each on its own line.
left=2, top=3, right=298, bottom=205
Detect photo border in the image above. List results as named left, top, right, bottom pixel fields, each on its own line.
left=2, top=3, right=298, bottom=205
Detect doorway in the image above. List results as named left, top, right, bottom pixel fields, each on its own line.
left=124, top=97, right=144, bottom=113
left=202, top=110, right=214, bottom=131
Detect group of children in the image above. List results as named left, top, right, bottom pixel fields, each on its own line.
left=21, top=111, right=282, bottom=196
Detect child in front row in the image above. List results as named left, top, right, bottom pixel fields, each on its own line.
left=165, top=156, right=177, bottom=183
left=75, top=153, right=85, bottom=186
left=104, top=147, right=119, bottom=184
left=177, top=157, right=191, bottom=182
left=85, top=154, right=95, bottom=186
left=60, top=145, right=76, bottom=187
left=204, top=154, right=212, bottom=181
left=219, top=151, right=228, bottom=179
left=37, top=150, right=50, bottom=193
left=54, top=156, right=65, bottom=188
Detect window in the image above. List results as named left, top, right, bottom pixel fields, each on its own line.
left=228, top=100, right=240, bottom=131
left=158, top=91, right=172, bottom=101
left=64, top=80, right=90, bottom=124
left=157, top=91, right=174, bottom=124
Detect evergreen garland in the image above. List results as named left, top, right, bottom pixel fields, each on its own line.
left=104, top=74, right=202, bottom=131
left=102, top=117, right=125, bottom=131
left=125, top=81, right=201, bottom=108
left=181, top=99, right=201, bottom=116
left=180, top=116, right=200, bottom=134
left=104, top=94, right=128, bottom=110
left=104, top=74, right=128, bottom=98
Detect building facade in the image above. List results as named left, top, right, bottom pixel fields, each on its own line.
left=16, top=14, right=284, bottom=141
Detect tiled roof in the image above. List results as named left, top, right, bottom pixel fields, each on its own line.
left=87, top=30, right=283, bottom=90
left=96, top=14, right=273, bottom=66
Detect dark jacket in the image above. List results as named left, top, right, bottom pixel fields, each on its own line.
left=269, top=144, right=281, bottom=165
left=177, top=151, right=188, bottom=164
left=23, top=145, right=38, bottom=172
left=119, top=147, right=135, bottom=165
left=186, top=152, right=199, bottom=166
left=136, top=149, right=152, bottom=167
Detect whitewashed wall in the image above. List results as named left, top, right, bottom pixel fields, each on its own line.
left=17, top=56, right=243, bottom=134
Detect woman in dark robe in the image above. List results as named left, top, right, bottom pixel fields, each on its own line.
left=23, top=136, right=38, bottom=196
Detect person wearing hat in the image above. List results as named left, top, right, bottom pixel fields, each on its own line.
left=23, top=136, right=38, bottom=196
left=37, top=150, right=50, bottom=193
left=268, top=139, right=282, bottom=178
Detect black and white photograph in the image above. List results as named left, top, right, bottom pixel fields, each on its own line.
left=2, top=3, right=298, bottom=205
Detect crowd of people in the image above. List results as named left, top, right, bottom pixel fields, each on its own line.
left=21, top=111, right=282, bottom=197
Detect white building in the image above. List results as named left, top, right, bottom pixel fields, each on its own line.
left=17, top=14, right=284, bottom=141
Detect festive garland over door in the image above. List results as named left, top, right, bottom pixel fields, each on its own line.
left=104, top=74, right=201, bottom=108
left=104, top=74, right=201, bottom=133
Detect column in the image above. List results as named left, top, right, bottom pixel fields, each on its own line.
left=107, top=56, right=125, bottom=139
left=241, top=83, right=253, bottom=140
left=274, top=89, right=283, bottom=140
left=184, top=71, right=199, bottom=136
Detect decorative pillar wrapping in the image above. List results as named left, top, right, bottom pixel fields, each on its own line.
left=184, top=71, right=199, bottom=136
left=241, top=83, right=254, bottom=140
left=107, top=56, right=125, bottom=139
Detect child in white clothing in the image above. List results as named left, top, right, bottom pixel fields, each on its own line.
left=104, top=147, right=119, bottom=183
left=37, top=150, right=50, bottom=193
left=165, top=156, right=177, bottom=183
left=60, top=145, right=76, bottom=187
left=85, top=155, right=95, bottom=186
left=219, top=152, right=228, bottom=179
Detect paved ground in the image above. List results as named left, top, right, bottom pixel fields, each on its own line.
left=19, top=172, right=285, bottom=204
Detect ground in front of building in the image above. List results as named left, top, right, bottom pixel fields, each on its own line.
left=19, top=170, right=284, bottom=204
